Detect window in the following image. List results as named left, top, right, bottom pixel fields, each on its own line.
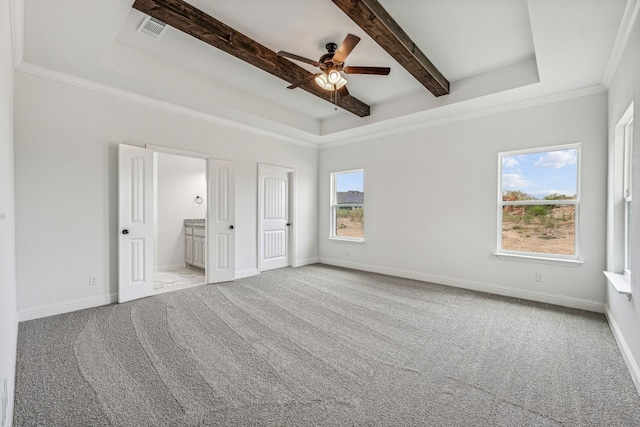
left=331, top=170, right=364, bottom=241
left=604, top=104, right=633, bottom=297
left=498, top=145, right=579, bottom=259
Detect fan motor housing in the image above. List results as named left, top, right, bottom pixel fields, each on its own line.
left=319, top=42, right=341, bottom=71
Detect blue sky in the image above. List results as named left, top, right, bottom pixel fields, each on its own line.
left=502, top=149, right=577, bottom=198
left=336, top=171, right=364, bottom=192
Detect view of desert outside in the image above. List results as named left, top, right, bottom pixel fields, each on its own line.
left=335, top=171, right=364, bottom=238
left=501, top=148, right=578, bottom=255
left=336, top=208, right=364, bottom=238
left=502, top=202, right=575, bottom=255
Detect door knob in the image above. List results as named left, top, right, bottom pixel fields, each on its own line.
left=122, top=229, right=129, bottom=235
left=229, top=225, right=234, bottom=230
left=286, top=223, right=291, bottom=226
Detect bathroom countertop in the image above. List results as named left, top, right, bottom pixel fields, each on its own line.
left=184, top=219, right=205, bottom=227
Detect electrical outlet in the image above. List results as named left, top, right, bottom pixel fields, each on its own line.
left=89, top=275, right=98, bottom=286
left=536, top=272, right=544, bottom=282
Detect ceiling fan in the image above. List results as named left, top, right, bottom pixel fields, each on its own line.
left=277, top=34, right=391, bottom=96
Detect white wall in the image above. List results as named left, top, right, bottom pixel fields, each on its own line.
left=319, top=93, right=608, bottom=311
left=14, top=72, right=318, bottom=319
left=606, top=10, right=640, bottom=389
left=157, top=153, right=206, bottom=270
left=0, top=0, right=18, bottom=423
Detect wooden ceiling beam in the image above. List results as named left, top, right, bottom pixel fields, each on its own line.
left=132, top=0, right=371, bottom=117
left=332, top=0, right=450, bottom=97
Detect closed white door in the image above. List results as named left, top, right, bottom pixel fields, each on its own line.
left=207, top=159, right=235, bottom=283
left=259, top=166, right=290, bottom=271
left=118, top=144, right=155, bottom=303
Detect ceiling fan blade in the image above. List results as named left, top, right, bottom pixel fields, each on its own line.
left=337, top=85, right=350, bottom=97
left=343, top=66, right=391, bottom=75
left=332, top=33, right=360, bottom=64
left=277, top=51, right=320, bottom=67
left=287, top=73, right=319, bottom=89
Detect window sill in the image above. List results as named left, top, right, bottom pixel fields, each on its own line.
left=603, top=271, right=632, bottom=301
left=329, top=237, right=365, bottom=244
left=493, top=252, right=583, bottom=267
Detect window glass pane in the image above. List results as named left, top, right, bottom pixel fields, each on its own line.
left=625, top=199, right=632, bottom=270
left=502, top=204, right=575, bottom=255
left=335, top=172, right=364, bottom=204
left=335, top=207, right=364, bottom=238
left=502, top=149, right=578, bottom=201
left=334, top=171, right=364, bottom=239
left=500, top=147, right=578, bottom=256
left=624, top=121, right=633, bottom=197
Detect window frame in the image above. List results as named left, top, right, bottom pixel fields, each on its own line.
left=604, top=103, right=633, bottom=297
left=330, top=169, right=365, bottom=243
left=623, top=118, right=633, bottom=275
left=496, top=143, right=581, bottom=262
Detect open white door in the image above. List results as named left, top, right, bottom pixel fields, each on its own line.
left=118, top=144, right=155, bottom=303
left=258, top=165, right=291, bottom=272
left=207, top=159, right=235, bottom=283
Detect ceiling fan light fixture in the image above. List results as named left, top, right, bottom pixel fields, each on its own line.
left=327, top=69, right=341, bottom=84
left=315, top=73, right=331, bottom=90
left=315, top=72, right=348, bottom=91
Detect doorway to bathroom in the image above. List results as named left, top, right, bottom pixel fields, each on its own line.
left=118, top=144, right=236, bottom=303
left=153, top=152, right=207, bottom=294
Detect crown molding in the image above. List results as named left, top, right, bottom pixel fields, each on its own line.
left=318, top=85, right=606, bottom=149
left=16, top=62, right=320, bottom=149
left=602, top=0, right=640, bottom=88
left=16, top=60, right=606, bottom=152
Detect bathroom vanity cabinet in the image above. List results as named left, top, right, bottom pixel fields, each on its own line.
left=185, top=221, right=206, bottom=270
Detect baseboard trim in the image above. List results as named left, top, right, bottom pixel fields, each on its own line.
left=605, top=306, right=640, bottom=395
left=235, top=268, right=258, bottom=279
left=294, top=257, right=319, bottom=267
left=19, top=292, right=118, bottom=322
left=18, top=260, right=604, bottom=320
left=19, top=266, right=259, bottom=321
left=318, top=258, right=605, bottom=313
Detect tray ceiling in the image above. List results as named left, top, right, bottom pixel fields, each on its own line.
left=18, top=0, right=629, bottom=144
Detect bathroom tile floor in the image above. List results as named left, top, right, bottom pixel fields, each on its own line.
left=154, top=267, right=207, bottom=295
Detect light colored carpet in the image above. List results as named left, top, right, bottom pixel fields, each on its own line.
left=14, top=264, right=640, bottom=426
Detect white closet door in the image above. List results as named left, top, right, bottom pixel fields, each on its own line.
left=259, top=167, right=290, bottom=271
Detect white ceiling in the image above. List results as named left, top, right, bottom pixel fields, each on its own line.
left=18, top=0, right=632, bottom=145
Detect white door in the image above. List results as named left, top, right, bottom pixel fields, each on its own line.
left=259, top=166, right=290, bottom=271
left=118, top=144, right=155, bottom=303
left=207, top=159, right=235, bottom=283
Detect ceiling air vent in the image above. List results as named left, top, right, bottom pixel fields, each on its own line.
left=138, top=16, right=167, bottom=39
